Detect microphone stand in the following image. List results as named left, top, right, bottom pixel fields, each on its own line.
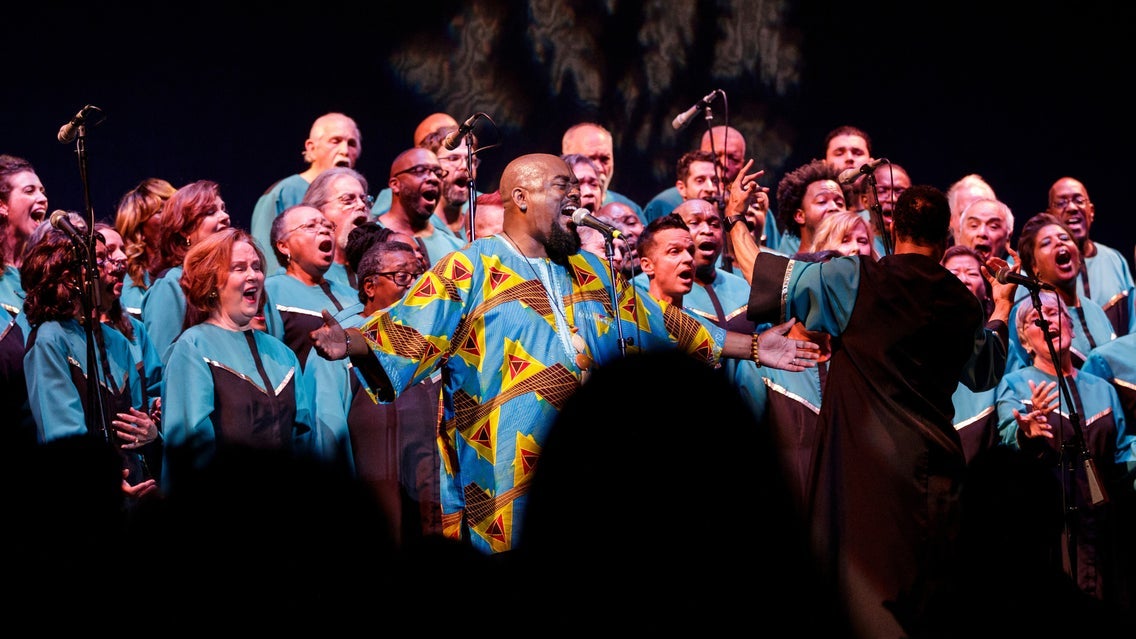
left=66, top=124, right=114, bottom=447
left=1027, top=287, right=1109, bottom=585
left=462, top=133, right=477, bottom=241
left=699, top=106, right=736, bottom=273
left=602, top=236, right=628, bottom=357
left=452, top=111, right=500, bottom=241
left=863, top=172, right=893, bottom=257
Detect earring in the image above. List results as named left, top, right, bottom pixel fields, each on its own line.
left=520, top=205, right=527, bottom=212
left=185, top=236, right=191, bottom=247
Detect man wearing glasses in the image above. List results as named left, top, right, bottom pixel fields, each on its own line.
left=374, top=148, right=464, bottom=269
left=311, top=153, right=820, bottom=555
left=1047, top=176, right=1134, bottom=336
left=419, top=125, right=483, bottom=243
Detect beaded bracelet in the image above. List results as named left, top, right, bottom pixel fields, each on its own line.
left=750, top=332, right=760, bottom=367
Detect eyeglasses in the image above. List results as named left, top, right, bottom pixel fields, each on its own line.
left=1053, top=195, right=1088, bottom=208
left=96, top=256, right=126, bottom=270
left=393, top=164, right=448, bottom=180
left=368, top=270, right=423, bottom=286
left=437, top=154, right=481, bottom=169
left=337, top=193, right=373, bottom=209
left=285, top=220, right=336, bottom=237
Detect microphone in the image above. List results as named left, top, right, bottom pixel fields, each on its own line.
left=568, top=207, right=622, bottom=239
left=57, top=105, right=104, bottom=144
left=838, top=158, right=890, bottom=185
left=50, top=210, right=89, bottom=245
left=671, top=90, right=722, bottom=131
left=443, top=113, right=482, bottom=150
left=996, top=267, right=1054, bottom=291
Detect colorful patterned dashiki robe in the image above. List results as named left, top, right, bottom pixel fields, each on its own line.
left=350, top=235, right=725, bottom=553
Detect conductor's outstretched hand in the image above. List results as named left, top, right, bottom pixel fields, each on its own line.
left=760, top=319, right=822, bottom=371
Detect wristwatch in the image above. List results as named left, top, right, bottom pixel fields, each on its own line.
left=724, top=214, right=754, bottom=232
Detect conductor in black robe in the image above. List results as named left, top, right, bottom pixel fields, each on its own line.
left=727, top=176, right=1012, bottom=639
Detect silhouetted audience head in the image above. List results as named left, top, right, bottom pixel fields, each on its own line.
left=130, top=445, right=398, bottom=628
left=513, top=350, right=850, bottom=633
left=916, top=445, right=1124, bottom=637
left=6, top=434, right=131, bottom=621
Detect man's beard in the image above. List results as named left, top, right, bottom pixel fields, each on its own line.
left=408, top=203, right=435, bottom=224
left=444, top=182, right=470, bottom=207
left=399, top=188, right=437, bottom=224
left=545, top=221, right=581, bottom=265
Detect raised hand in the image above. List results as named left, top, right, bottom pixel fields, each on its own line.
left=724, top=159, right=766, bottom=219
left=1028, top=378, right=1059, bottom=414
left=1012, top=378, right=1059, bottom=439
left=982, top=250, right=1022, bottom=324
left=1012, top=406, right=1053, bottom=439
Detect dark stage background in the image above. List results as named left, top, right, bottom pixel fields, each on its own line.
left=5, top=1, right=1131, bottom=266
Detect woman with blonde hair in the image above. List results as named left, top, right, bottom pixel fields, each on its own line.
left=114, top=178, right=176, bottom=318
left=810, top=209, right=878, bottom=260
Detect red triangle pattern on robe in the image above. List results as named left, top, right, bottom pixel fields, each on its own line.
left=571, top=262, right=598, bottom=288
left=693, top=335, right=714, bottom=361
left=488, top=266, right=511, bottom=290
left=469, top=420, right=492, bottom=449
left=461, top=331, right=481, bottom=359
left=486, top=515, right=507, bottom=543
left=412, top=277, right=438, bottom=301
left=518, top=445, right=538, bottom=475
left=621, top=296, right=639, bottom=322
left=422, top=340, right=442, bottom=361
left=507, top=353, right=531, bottom=379
left=450, top=258, right=472, bottom=283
